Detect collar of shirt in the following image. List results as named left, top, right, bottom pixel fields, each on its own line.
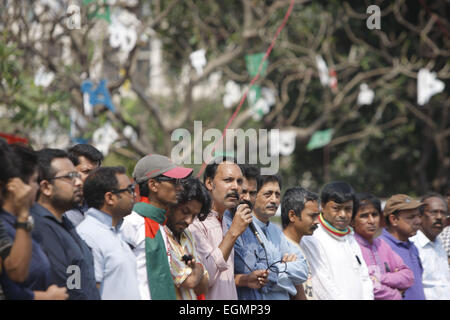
left=252, top=215, right=269, bottom=235
left=31, top=203, right=73, bottom=228
left=381, top=228, right=412, bottom=248
left=412, top=229, right=441, bottom=249
left=85, top=207, right=123, bottom=232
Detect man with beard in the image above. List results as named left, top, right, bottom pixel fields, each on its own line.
left=410, top=193, right=450, bottom=299
left=188, top=157, right=252, bottom=300
left=300, top=181, right=373, bottom=300
left=121, top=154, right=193, bottom=300
left=65, top=144, right=103, bottom=227
left=379, top=194, right=426, bottom=300
left=164, top=177, right=211, bottom=300
left=282, top=187, right=320, bottom=300
left=30, top=149, right=99, bottom=300
left=235, top=175, right=308, bottom=300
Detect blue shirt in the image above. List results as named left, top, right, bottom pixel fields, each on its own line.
left=379, top=228, right=426, bottom=300
left=64, top=201, right=89, bottom=227
left=76, top=208, right=141, bottom=300
left=0, top=208, right=50, bottom=300
left=30, top=203, right=100, bottom=300
left=224, top=210, right=309, bottom=300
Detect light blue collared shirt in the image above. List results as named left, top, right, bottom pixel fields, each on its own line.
left=76, top=208, right=141, bottom=300
left=224, top=210, right=309, bottom=300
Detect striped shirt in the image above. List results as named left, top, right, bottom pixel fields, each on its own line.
left=164, top=226, right=208, bottom=300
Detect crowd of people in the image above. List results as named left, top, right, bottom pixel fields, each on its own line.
left=0, top=140, right=449, bottom=300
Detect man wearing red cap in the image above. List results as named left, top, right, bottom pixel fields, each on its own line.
left=121, top=154, right=193, bottom=300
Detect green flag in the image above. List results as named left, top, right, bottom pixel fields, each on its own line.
left=245, top=53, right=268, bottom=78
left=306, top=129, right=334, bottom=151
left=83, top=0, right=111, bottom=23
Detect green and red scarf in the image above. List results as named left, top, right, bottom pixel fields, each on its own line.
left=133, top=197, right=176, bottom=300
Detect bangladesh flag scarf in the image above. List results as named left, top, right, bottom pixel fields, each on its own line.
left=133, top=197, right=176, bottom=300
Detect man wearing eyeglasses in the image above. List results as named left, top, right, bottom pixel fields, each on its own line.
left=30, top=149, right=100, bottom=300
left=76, top=166, right=140, bottom=299
left=410, top=193, right=450, bottom=300
left=121, top=154, right=193, bottom=300
left=379, top=194, right=426, bottom=300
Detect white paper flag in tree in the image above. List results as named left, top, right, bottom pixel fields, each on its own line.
left=357, top=83, right=375, bottom=105
left=223, top=80, right=241, bottom=109
left=93, top=122, right=119, bottom=155
left=417, top=68, right=445, bottom=106
left=34, top=67, right=55, bottom=87
left=190, top=49, right=207, bottom=76
left=315, top=55, right=329, bottom=86
left=108, top=9, right=138, bottom=52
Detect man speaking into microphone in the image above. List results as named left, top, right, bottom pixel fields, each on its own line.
left=188, top=157, right=253, bottom=300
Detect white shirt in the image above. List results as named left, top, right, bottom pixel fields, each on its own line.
left=120, top=211, right=169, bottom=300
left=300, top=224, right=374, bottom=300
left=410, top=230, right=450, bottom=300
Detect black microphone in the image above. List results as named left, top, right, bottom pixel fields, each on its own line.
left=249, top=222, right=265, bottom=249
left=236, top=200, right=265, bottom=249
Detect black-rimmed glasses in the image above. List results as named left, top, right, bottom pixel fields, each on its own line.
left=112, top=184, right=136, bottom=196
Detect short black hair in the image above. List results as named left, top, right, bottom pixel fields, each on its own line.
left=239, top=164, right=260, bottom=182
left=0, top=141, right=37, bottom=205
left=67, top=144, right=103, bottom=167
left=177, top=177, right=212, bottom=221
left=420, top=192, right=447, bottom=214
left=353, top=193, right=382, bottom=220
left=37, top=148, right=70, bottom=183
left=321, top=181, right=356, bottom=216
left=281, top=187, right=319, bottom=229
left=83, top=166, right=126, bottom=209
left=9, top=144, right=38, bottom=184
left=203, top=156, right=239, bottom=184
left=0, top=139, right=19, bottom=184
left=257, top=174, right=282, bottom=193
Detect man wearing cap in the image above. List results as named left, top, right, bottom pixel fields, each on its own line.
left=379, top=194, right=426, bottom=300
left=121, top=154, right=193, bottom=300
left=410, top=193, right=450, bottom=300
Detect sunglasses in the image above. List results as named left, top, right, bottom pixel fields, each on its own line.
left=154, top=176, right=182, bottom=185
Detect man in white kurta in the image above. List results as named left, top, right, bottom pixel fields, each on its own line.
left=300, top=223, right=373, bottom=300
left=300, top=182, right=373, bottom=300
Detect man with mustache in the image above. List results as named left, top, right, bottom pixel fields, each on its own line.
left=379, top=194, right=426, bottom=300
left=351, top=193, right=414, bottom=300
left=410, top=193, right=450, bottom=299
left=282, top=187, right=320, bottom=300
left=300, top=181, right=374, bottom=300
left=30, top=149, right=99, bottom=300
left=188, top=157, right=252, bottom=300
left=231, top=174, right=309, bottom=300
left=223, top=164, right=270, bottom=299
